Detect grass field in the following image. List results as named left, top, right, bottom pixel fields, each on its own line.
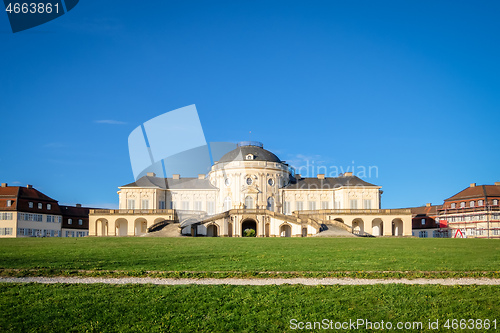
left=1, top=283, right=499, bottom=332
left=0, top=238, right=499, bottom=277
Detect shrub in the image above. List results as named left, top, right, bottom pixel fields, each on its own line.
left=243, top=228, right=256, bottom=237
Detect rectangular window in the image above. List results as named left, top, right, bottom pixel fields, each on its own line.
left=296, top=201, right=303, bottom=211
left=0, top=228, right=13, bottom=236
left=78, top=219, right=83, bottom=225
left=363, top=200, right=372, bottom=209
left=128, top=199, right=135, bottom=209
left=0, top=213, right=13, bottom=220
left=284, top=202, right=291, bottom=215
left=47, top=215, right=54, bottom=223
left=308, top=201, right=316, bottom=211
left=182, top=201, right=189, bottom=210
left=334, top=201, right=341, bottom=209
left=321, top=201, right=329, bottom=210
left=349, top=200, right=358, bottom=209
left=194, top=201, right=202, bottom=211
left=206, top=202, right=215, bottom=215
left=159, top=201, right=166, bottom=210
left=142, top=200, right=150, bottom=209
left=493, top=199, right=499, bottom=206
left=7, top=200, right=12, bottom=207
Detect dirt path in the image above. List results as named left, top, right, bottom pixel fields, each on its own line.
left=2, top=277, right=500, bottom=285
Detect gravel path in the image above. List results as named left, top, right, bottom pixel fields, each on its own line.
left=2, top=277, right=500, bottom=285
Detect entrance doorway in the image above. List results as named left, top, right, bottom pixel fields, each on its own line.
left=242, top=219, right=257, bottom=237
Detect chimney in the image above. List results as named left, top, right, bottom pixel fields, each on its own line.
left=317, top=174, right=325, bottom=180
left=426, top=203, right=432, bottom=207
left=26, top=185, right=33, bottom=189
left=172, top=174, right=180, bottom=180
left=470, top=183, right=476, bottom=188
left=76, top=204, right=82, bottom=208
left=146, top=172, right=156, bottom=177
left=495, top=182, right=500, bottom=186
left=198, top=174, right=205, bottom=180
left=1, top=183, right=7, bottom=187
left=295, top=174, right=301, bottom=179
left=343, top=172, right=353, bottom=177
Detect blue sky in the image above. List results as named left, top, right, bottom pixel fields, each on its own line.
left=1, top=1, right=499, bottom=208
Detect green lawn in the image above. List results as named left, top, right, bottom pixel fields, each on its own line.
left=0, top=237, right=499, bottom=275
left=1, top=283, right=499, bottom=332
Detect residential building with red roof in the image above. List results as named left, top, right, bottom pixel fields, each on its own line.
left=436, top=182, right=500, bottom=238
left=0, top=183, right=92, bottom=238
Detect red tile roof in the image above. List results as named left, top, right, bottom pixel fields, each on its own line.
left=444, top=185, right=500, bottom=201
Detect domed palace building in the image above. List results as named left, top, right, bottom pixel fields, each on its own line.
left=89, top=142, right=412, bottom=237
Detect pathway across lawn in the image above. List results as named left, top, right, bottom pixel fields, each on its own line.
left=2, top=276, right=500, bottom=285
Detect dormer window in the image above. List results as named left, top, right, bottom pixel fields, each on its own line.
left=451, top=203, right=456, bottom=209
left=460, top=202, right=465, bottom=208
left=47, top=204, right=51, bottom=210
left=493, top=199, right=498, bottom=205
left=470, top=201, right=475, bottom=207
left=7, top=200, right=12, bottom=207
left=29, top=202, right=33, bottom=208
left=478, top=200, right=484, bottom=206
left=38, top=203, right=42, bottom=209
left=245, top=154, right=254, bottom=160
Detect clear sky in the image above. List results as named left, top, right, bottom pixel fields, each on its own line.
left=1, top=1, right=499, bottom=209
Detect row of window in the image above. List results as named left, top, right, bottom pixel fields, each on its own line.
left=18, top=228, right=61, bottom=237
left=25, top=202, right=53, bottom=210
left=224, top=176, right=277, bottom=187
left=125, top=198, right=372, bottom=214
left=0, top=227, right=13, bottom=235
left=0, top=213, right=13, bottom=220
left=446, top=214, right=486, bottom=223
left=67, top=219, right=83, bottom=225
left=19, top=213, right=61, bottom=223
left=65, top=230, right=88, bottom=237
left=451, top=199, right=499, bottom=209
left=418, top=230, right=450, bottom=238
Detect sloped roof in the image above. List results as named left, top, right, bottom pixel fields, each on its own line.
left=444, top=185, right=500, bottom=201
left=218, top=145, right=281, bottom=163
left=409, top=204, right=443, bottom=217
left=121, top=176, right=217, bottom=190
left=284, top=175, right=379, bottom=190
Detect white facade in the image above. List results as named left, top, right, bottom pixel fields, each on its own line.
left=90, top=142, right=412, bottom=237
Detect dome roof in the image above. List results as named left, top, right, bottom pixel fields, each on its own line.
left=218, top=142, right=282, bottom=163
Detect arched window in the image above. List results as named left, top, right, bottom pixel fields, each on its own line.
left=223, top=197, right=232, bottom=211
left=470, top=201, right=475, bottom=207
left=478, top=200, right=484, bottom=206
left=245, top=196, right=254, bottom=209
left=267, top=197, right=274, bottom=212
